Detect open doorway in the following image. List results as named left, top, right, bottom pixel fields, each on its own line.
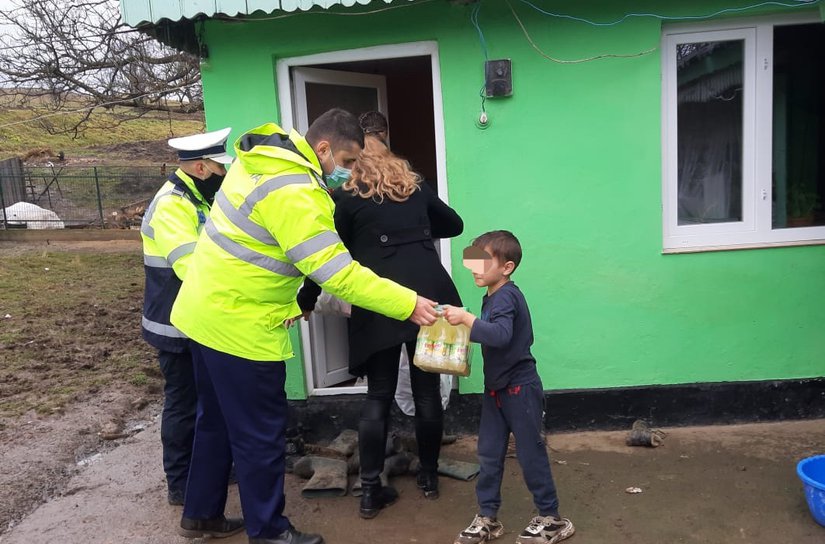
left=275, top=42, right=450, bottom=396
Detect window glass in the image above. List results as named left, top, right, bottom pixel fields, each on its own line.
left=676, top=40, right=744, bottom=225
left=772, top=23, right=825, bottom=229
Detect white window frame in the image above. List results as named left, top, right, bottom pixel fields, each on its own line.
left=662, top=12, right=825, bottom=253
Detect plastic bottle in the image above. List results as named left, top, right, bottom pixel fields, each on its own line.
left=432, top=319, right=449, bottom=365
left=449, top=320, right=469, bottom=367
left=415, top=325, right=430, bottom=364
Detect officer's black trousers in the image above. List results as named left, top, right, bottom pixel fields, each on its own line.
left=158, top=349, right=197, bottom=495
left=184, top=342, right=291, bottom=539
left=359, top=341, right=443, bottom=487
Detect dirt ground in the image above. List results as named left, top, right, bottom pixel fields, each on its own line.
left=0, top=239, right=159, bottom=533
left=1, top=241, right=824, bottom=543
left=1, top=414, right=824, bottom=544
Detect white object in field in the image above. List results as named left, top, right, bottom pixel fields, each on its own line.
left=3, top=202, right=64, bottom=229
left=625, top=487, right=643, bottom=494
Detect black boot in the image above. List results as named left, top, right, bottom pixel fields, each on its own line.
left=416, top=470, right=439, bottom=500
left=249, top=525, right=325, bottom=544
left=359, top=484, right=399, bottom=519
left=178, top=515, right=244, bottom=538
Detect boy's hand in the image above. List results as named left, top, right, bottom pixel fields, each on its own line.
left=443, top=305, right=475, bottom=328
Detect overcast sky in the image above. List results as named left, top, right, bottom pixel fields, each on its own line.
left=0, top=0, right=20, bottom=38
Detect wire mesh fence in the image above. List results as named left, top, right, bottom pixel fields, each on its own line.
left=0, top=162, right=168, bottom=229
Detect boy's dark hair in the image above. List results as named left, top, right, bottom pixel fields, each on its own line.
left=359, top=111, right=388, bottom=134
left=306, top=108, right=365, bottom=150
left=472, top=230, right=522, bottom=273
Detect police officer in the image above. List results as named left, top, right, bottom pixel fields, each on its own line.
left=169, top=109, right=438, bottom=544
left=140, top=128, right=233, bottom=507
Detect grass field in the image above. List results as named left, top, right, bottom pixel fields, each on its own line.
left=0, top=93, right=205, bottom=162
left=0, top=247, right=158, bottom=418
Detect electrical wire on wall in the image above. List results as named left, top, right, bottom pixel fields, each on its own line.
left=471, top=1, right=491, bottom=128
left=468, top=0, right=822, bottom=127
left=506, top=0, right=658, bottom=64
left=516, top=0, right=820, bottom=27
left=500, top=0, right=821, bottom=65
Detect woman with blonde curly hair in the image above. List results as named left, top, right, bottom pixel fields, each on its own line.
left=298, top=134, right=463, bottom=518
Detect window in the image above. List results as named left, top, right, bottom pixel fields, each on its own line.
left=662, top=15, right=825, bottom=251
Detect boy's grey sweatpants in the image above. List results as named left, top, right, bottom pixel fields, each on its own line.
left=476, top=378, right=560, bottom=518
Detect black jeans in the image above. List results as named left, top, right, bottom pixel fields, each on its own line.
left=359, top=341, right=443, bottom=486
left=158, top=349, right=197, bottom=494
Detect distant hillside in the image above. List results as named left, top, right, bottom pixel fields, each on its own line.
left=0, top=93, right=205, bottom=164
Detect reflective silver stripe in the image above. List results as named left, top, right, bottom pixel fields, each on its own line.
left=285, top=230, right=341, bottom=263
left=309, top=252, right=353, bottom=284
left=239, top=174, right=310, bottom=216
left=214, top=191, right=279, bottom=246
left=142, top=316, right=187, bottom=338
left=167, top=242, right=196, bottom=265
left=204, top=220, right=302, bottom=277
left=140, top=189, right=176, bottom=239
left=140, top=219, right=154, bottom=239
left=143, top=255, right=171, bottom=268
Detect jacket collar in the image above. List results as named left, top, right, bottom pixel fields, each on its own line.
left=171, top=169, right=209, bottom=207
left=234, top=123, right=323, bottom=177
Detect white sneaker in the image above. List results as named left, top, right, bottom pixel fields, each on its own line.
left=454, top=514, right=505, bottom=544
left=516, top=516, right=575, bottom=544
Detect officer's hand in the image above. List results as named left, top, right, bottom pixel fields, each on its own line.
left=409, top=296, right=438, bottom=326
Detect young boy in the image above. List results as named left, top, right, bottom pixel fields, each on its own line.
left=444, top=231, right=575, bottom=544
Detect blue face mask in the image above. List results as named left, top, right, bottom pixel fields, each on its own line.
left=324, top=147, right=352, bottom=189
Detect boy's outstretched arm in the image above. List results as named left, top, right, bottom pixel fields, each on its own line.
left=444, top=304, right=514, bottom=348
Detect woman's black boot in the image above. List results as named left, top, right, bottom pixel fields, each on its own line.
left=416, top=470, right=439, bottom=499
left=359, top=484, right=399, bottom=519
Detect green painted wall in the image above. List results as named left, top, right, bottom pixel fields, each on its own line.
left=199, top=0, right=825, bottom=399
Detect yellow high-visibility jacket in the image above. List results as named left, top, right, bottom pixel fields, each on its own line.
left=170, top=123, right=417, bottom=361
left=140, top=169, right=209, bottom=352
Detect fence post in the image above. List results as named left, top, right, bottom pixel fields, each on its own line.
left=93, top=166, right=105, bottom=228
left=0, top=171, right=6, bottom=230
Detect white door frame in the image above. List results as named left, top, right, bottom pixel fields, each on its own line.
left=291, top=67, right=389, bottom=134
left=275, top=41, right=452, bottom=397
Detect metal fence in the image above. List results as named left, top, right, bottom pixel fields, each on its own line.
left=0, top=161, right=167, bottom=229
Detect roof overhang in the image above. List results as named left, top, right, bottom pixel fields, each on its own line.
left=120, top=0, right=418, bottom=54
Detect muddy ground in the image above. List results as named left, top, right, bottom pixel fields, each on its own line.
left=2, top=414, right=824, bottom=544
left=0, top=239, right=159, bottom=533
left=1, top=241, right=824, bottom=543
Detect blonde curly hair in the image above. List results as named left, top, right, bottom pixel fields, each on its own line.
left=343, top=135, right=420, bottom=203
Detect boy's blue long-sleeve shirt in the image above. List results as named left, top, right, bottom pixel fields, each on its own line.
left=469, top=281, right=539, bottom=391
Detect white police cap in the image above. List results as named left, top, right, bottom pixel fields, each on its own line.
left=168, top=127, right=233, bottom=164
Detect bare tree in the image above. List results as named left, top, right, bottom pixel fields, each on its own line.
left=0, top=0, right=202, bottom=136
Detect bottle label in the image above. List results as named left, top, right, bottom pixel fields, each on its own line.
left=450, top=344, right=467, bottom=363
left=416, top=334, right=426, bottom=353
left=433, top=340, right=446, bottom=361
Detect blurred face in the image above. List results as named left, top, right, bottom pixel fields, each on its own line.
left=316, top=140, right=362, bottom=175
left=463, top=245, right=514, bottom=290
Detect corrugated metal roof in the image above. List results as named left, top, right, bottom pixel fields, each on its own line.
left=120, top=0, right=412, bottom=26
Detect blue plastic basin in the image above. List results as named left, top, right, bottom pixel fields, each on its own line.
left=797, top=455, right=825, bottom=527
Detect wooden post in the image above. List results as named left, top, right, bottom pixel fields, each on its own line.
left=93, top=167, right=105, bottom=228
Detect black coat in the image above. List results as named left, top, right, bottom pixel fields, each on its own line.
left=298, top=181, right=463, bottom=375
